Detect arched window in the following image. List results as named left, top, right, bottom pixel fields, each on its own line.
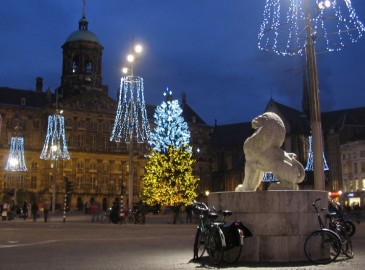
left=72, top=56, right=79, bottom=73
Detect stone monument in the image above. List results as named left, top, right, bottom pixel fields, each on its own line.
left=209, top=112, right=327, bottom=263
left=235, top=112, right=305, bottom=191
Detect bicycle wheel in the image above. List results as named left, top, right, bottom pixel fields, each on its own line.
left=336, top=226, right=354, bottom=258
left=344, top=220, right=356, bottom=237
left=207, top=226, right=224, bottom=265
left=223, top=228, right=243, bottom=264
left=193, top=229, right=205, bottom=259
left=304, top=230, right=341, bottom=264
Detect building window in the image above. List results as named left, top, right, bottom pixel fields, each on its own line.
left=30, top=176, right=37, bottom=189
left=354, top=163, right=358, bottom=174
left=103, top=162, right=109, bottom=173
left=31, top=162, right=38, bottom=169
left=33, top=119, right=39, bottom=128
left=85, top=60, right=92, bottom=73
left=103, top=136, right=108, bottom=150
left=360, top=151, right=365, bottom=158
left=91, top=134, right=96, bottom=149
left=78, top=134, right=84, bottom=148
left=72, top=56, right=79, bottom=73
left=77, top=161, right=84, bottom=171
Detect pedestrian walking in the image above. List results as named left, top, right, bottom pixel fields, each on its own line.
left=43, top=199, right=51, bottom=222
left=185, top=203, right=193, bottom=223
left=22, top=202, right=28, bottom=220
left=1, top=202, right=9, bottom=221
left=31, top=201, right=39, bottom=222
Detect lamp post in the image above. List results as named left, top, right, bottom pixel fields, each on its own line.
left=40, top=92, right=70, bottom=215
left=258, top=0, right=365, bottom=190
left=5, top=132, right=28, bottom=205
left=110, top=43, right=150, bottom=209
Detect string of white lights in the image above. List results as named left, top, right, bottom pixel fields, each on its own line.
left=110, top=75, right=150, bottom=144
left=40, top=114, right=70, bottom=160
left=305, top=135, right=329, bottom=171
left=258, top=0, right=365, bottom=56
left=5, top=137, right=28, bottom=171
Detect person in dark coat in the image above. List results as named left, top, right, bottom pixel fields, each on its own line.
left=22, top=202, right=28, bottom=220
left=31, top=201, right=39, bottom=222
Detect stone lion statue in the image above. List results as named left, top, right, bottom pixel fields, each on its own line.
left=235, top=112, right=305, bottom=192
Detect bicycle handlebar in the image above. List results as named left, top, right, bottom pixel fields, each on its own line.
left=312, top=198, right=327, bottom=213
left=193, top=201, right=209, bottom=212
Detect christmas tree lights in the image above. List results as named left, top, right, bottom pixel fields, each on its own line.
left=5, top=136, right=28, bottom=171
left=149, top=90, right=191, bottom=153
left=305, top=135, right=329, bottom=171
left=40, top=113, right=70, bottom=160
left=110, top=75, right=150, bottom=144
left=258, top=0, right=365, bottom=56
left=142, top=90, right=197, bottom=206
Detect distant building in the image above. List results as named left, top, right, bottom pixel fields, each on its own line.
left=0, top=12, right=211, bottom=210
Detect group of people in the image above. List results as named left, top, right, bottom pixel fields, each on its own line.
left=1, top=199, right=51, bottom=222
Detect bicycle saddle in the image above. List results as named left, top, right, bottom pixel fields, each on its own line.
left=208, top=212, right=219, bottom=220
left=222, top=210, right=232, bottom=217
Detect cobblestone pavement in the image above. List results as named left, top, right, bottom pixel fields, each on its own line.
left=0, top=212, right=364, bottom=270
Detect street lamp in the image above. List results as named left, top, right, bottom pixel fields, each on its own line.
left=40, top=92, right=70, bottom=216
left=110, top=42, right=150, bottom=209
left=258, top=0, right=365, bottom=190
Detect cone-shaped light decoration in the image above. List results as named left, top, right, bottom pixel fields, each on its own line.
left=110, top=75, right=150, bottom=144
left=258, top=0, right=365, bottom=56
left=305, top=135, right=329, bottom=171
left=5, top=136, right=28, bottom=171
left=40, top=113, right=70, bottom=160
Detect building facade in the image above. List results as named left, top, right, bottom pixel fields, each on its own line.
left=340, top=140, right=365, bottom=206
left=0, top=13, right=212, bottom=211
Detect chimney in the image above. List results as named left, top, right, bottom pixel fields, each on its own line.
left=36, top=77, right=43, bottom=93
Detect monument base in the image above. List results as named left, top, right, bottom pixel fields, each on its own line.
left=208, top=190, right=327, bottom=262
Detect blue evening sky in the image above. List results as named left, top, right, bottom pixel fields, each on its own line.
left=1, top=0, right=365, bottom=125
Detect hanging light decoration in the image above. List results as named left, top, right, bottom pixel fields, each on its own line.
left=5, top=136, right=28, bottom=172
left=258, top=0, right=365, bottom=56
left=110, top=42, right=150, bottom=145
left=40, top=113, right=70, bottom=160
left=110, top=75, right=150, bottom=143
left=305, top=135, right=329, bottom=171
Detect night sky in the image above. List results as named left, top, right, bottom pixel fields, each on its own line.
left=1, top=0, right=365, bottom=125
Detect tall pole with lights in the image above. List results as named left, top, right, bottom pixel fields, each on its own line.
left=258, top=0, right=365, bottom=190
left=110, top=43, right=150, bottom=210
left=40, top=93, right=70, bottom=215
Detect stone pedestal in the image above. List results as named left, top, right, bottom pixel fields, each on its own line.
left=208, top=190, right=327, bottom=262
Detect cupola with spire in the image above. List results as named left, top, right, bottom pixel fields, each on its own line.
left=59, top=0, right=107, bottom=98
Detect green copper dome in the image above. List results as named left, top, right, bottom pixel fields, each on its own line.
left=66, top=30, right=99, bottom=43
left=65, top=16, right=100, bottom=43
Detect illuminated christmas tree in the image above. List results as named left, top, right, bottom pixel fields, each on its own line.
left=149, top=89, right=190, bottom=152
left=142, top=91, right=198, bottom=206
left=141, top=147, right=197, bottom=206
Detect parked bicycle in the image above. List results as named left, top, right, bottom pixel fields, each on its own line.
left=328, top=200, right=356, bottom=237
left=327, top=212, right=354, bottom=259
left=304, top=198, right=352, bottom=264
left=192, top=201, right=252, bottom=265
